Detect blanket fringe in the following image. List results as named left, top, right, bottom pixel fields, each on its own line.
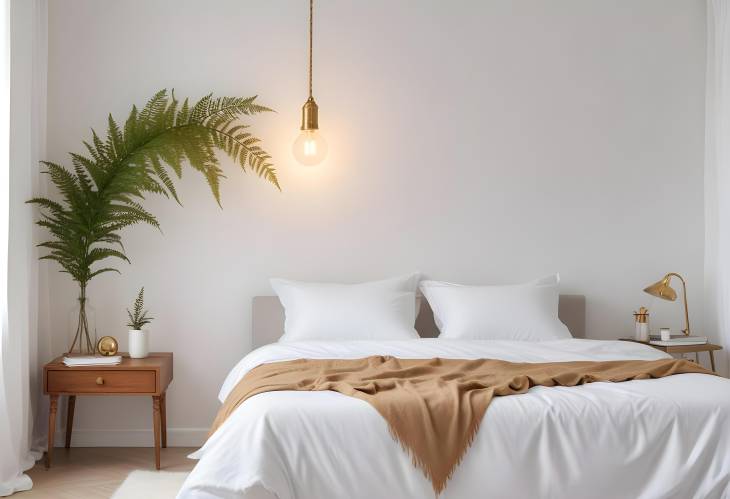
left=385, top=409, right=486, bottom=496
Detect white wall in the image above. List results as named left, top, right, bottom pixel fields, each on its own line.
left=45, top=0, right=707, bottom=445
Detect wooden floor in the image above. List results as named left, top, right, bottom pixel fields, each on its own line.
left=19, top=447, right=196, bottom=499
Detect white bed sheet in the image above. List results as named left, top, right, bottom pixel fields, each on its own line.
left=178, top=339, right=730, bottom=499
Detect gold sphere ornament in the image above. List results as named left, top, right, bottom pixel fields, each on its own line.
left=96, top=336, right=119, bottom=356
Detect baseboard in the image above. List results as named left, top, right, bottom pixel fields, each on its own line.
left=54, top=427, right=207, bottom=447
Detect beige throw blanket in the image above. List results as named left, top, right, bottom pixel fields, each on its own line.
left=210, top=356, right=713, bottom=494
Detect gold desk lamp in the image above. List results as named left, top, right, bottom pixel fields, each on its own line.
left=643, top=272, right=690, bottom=336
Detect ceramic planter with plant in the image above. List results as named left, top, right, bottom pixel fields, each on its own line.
left=127, top=287, right=153, bottom=359
left=28, top=90, right=279, bottom=355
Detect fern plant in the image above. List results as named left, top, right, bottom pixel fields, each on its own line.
left=127, top=287, right=153, bottom=330
left=28, top=90, right=278, bottom=353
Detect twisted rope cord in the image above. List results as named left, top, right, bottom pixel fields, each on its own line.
left=308, top=0, right=313, bottom=98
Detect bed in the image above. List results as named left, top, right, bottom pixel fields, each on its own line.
left=177, top=295, right=730, bottom=499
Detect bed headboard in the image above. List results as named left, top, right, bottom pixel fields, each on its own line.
left=251, top=294, right=586, bottom=349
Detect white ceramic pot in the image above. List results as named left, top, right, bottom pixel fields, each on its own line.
left=128, top=329, right=149, bottom=359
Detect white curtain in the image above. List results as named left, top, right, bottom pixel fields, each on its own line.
left=0, top=0, right=47, bottom=496
left=706, top=0, right=730, bottom=377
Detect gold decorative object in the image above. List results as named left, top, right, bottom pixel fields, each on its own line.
left=96, top=336, right=119, bottom=356
left=633, top=306, right=650, bottom=341
left=643, top=272, right=691, bottom=336
left=292, top=0, right=328, bottom=166
left=633, top=306, right=649, bottom=324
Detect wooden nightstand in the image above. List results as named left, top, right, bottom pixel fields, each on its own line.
left=620, top=339, right=722, bottom=372
left=43, top=352, right=173, bottom=470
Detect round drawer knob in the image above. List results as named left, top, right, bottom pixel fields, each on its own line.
left=95, top=377, right=104, bottom=385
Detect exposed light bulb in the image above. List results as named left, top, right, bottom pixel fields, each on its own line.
left=294, top=1, right=328, bottom=167
left=293, top=128, right=328, bottom=166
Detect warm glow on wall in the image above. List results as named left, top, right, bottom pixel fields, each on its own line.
left=293, top=0, right=328, bottom=167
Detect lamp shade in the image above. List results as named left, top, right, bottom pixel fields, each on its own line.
left=643, top=275, right=677, bottom=301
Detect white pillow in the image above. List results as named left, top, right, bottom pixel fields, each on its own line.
left=271, top=274, right=421, bottom=342
left=420, top=274, right=571, bottom=341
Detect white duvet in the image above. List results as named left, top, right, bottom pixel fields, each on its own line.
left=178, top=339, right=730, bottom=499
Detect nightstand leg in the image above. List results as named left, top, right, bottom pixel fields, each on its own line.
left=709, top=351, right=717, bottom=372
left=152, top=396, right=161, bottom=470
left=160, top=392, right=167, bottom=448
left=65, top=395, right=76, bottom=448
left=46, top=395, right=58, bottom=468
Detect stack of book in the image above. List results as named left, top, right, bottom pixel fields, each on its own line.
left=62, top=355, right=122, bottom=367
left=648, top=335, right=708, bottom=347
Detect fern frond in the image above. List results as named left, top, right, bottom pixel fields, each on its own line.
left=31, top=90, right=277, bottom=288
left=126, top=287, right=152, bottom=329
left=27, top=197, right=66, bottom=215
left=89, top=267, right=121, bottom=279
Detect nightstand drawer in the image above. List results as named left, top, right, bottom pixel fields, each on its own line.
left=46, top=370, right=156, bottom=393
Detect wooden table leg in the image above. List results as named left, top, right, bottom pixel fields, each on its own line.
left=46, top=395, right=58, bottom=468
left=152, top=396, right=161, bottom=469
left=65, top=395, right=76, bottom=449
left=160, top=392, right=167, bottom=449
left=709, top=350, right=717, bottom=372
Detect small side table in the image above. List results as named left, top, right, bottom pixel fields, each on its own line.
left=43, top=352, right=173, bottom=470
left=620, top=339, right=722, bottom=372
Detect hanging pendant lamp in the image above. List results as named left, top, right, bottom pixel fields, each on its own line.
left=292, top=0, right=328, bottom=166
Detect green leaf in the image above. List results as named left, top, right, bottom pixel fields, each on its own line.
left=30, top=90, right=278, bottom=288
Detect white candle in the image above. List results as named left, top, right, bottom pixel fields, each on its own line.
left=660, top=328, right=671, bottom=341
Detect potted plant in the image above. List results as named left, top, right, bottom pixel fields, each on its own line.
left=127, top=287, right=153, bottom=359
left=28, top=90, right=279, bottom=354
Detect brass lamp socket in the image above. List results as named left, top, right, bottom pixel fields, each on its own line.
left=301, top=97, right=319, bottom=130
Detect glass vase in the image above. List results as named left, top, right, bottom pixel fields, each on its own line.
left=68, top=287, right=96, bottom=355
